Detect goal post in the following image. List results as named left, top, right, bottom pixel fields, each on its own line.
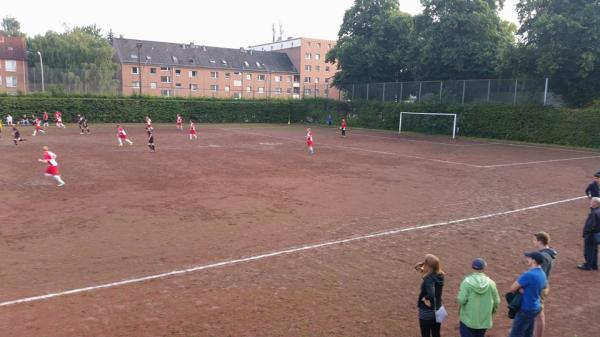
left=399, top=112, right=457, bottom=139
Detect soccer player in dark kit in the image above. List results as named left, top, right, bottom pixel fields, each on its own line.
left=147, top=127, right=156, bottom=152
left=12, top=126, right=26, bottom=145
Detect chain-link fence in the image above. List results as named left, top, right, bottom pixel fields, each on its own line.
left=343, top=78, right=551, bottom=105
left=28, top=66, right=121, bottom=95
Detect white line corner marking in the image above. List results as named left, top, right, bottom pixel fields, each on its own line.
left=0, top=196, right=586, bottom=308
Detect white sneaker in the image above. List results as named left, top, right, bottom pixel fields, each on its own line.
left=57, top=182, right=65, bottom=187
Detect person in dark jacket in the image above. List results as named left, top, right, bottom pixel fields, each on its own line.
left=578, top=197, right=600, bottom=270
left=585, top=172, right=600, bottom=198
left=532, top=232, right=557, bottom=337
left=415, top=254, right=445, bottom=337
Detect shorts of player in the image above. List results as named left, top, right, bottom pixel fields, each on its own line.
left=306, top=140, right=313, bottom=147
left=119, top=135, right=129, bottom=139
left=45, top=165, right=59, bottom=176
left=190, top=130, right=197, bottom=135
left=35, top=126, right=41, bottom=131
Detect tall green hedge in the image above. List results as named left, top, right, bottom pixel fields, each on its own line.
left=1, top=96, right=599, bottom=148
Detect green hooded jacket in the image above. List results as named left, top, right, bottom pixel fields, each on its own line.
left=457, top=272, right=501, bottom=330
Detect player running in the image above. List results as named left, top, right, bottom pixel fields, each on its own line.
left=340, top=118, right=347, bottom=137
left=189, top=120, right=198, bottom=140
left=42, top=111, right=49, bottom=127
left=78, top=115, right=90, bottom=134
left=147, top=127, right=156, bottom=152
left=117, top=124, right=133, bottom=146
left=32, top=117, right=46, bottom=136
left=55, top=111, right=66, bottom=128
left=176, top=114, right=183, bottom=130
left=38, top=146, right=65, bottom=187
left=306, top=128, right=315, bottom=155
left=12, top=126, right=26, bottom=145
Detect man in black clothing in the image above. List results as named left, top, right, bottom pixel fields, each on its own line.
left=147, top=127, right=155, bottom=152
left=578, top=197, right=600, bottom=270
left=585, top=171, right=600, bottom=198
left=12, top=126, right=26, bottom=145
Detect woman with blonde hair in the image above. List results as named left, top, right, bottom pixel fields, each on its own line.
left=415, top=254, right=445, bottom=337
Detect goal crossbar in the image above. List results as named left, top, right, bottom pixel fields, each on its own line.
left=399, top=112, right=457, bottom=139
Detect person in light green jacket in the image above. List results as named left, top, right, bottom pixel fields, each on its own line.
left=457, top=258, right=501, bottom=337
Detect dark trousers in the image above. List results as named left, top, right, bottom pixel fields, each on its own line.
left=583, top=234, right=598, bottom=269
left=509, top=309, right=540, bottom=337
left=419, top=319, right=441, bottom=337
left=459, top=321, right=486, bottom=337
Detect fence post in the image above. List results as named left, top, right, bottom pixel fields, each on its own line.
left=352, top=84, right=355, bottom=101
left=439, top=81, right=443, bottom=103
left=366, top=83, right=370, bottom=101
left=461, top=80, right=466, bottom=104
left=543, top=77, right=549, bottom=105
left=382, top=82, right=386, bottom=102
left=399, top=82, right=403, bottom=102
left=487, top=79, right=491, bottom=103
left=513, top=79, right=518, bottom=105
left=418, top=81, right=422, bottom=103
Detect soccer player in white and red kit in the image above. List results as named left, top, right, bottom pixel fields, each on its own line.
left=38, top=146, right=65, bottom=187
left=42, top=111, right=49, bottom=127
left=340, top=118, right=347, bottom=137
left=176, top=114, right=183, bottom=130
left=32, top=117, right=45, bottom=136
left=55, top=111, right=66, bottom=128
left=189, top=120, right=197, bottom=140
left=306, top=128, right=314, bottom=154
left=117, top=124, right=133, bottom=146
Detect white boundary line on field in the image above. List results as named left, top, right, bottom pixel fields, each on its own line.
left=0, top=195, right=586, bottom=308
left=224, top=129, right=600, bottom=169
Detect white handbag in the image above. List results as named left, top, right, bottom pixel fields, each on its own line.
left=433, top=282, right=448, bottom=323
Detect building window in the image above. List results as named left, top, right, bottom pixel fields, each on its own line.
left=304, top=77, right=311, bottom=83
left=275, top=87, right=282, bottom=95
left=258, top=87, right=264, bottom=94
left=132, top=81, right=140, bottom=88
left=175, top=69, right=181, bottom=76
left=275, top=75, right=282, bottom=82
left=6, top=76, right=17, bottom=87
left=325, top=66, right=330, bottom=72
left=257, top=74, right=265, bottom=81
left=234, top=80, right=242, bottom=87
left=233, top=71, right=241, bottom=75
left=304, top=65, right=312, bottom=71
left=244, top=61, right=250, bottom=67
left=246, top=86, right=252, bottom=93
left=0, top=76, right=3, bottom=86
left=221, top=59, right=227, bottom=65
left=176, top=83, right=182, bottom=88
left=150, top=82, right=157, bottom=89
left=315, top=89, right=320, bottom=95
left=225, top=72, right=231, bottom=79
left=304, top=88, right=312, bottom=95
left=325, top=78, right=330, bottom=83
left=161, top=89, right=172, bottom=97
left=210, top=71, right=218, bottom=79
left=317, top=43, right=321, bottom=48
left=189, top=70, right=197, bottom=78
left=161, top=76, right=171, bottom=83
left=287, top=75, right=292, bottom=82
left=256, top=61, right=261, bottom=67
left=315, top=53, right=320, bottom=60
left=314, top=78, right=320, bottom=84
left=225, top=85, right=230, bottom=92
left=131, top=66, right=139, bottom=74
left=246, top=74, right=252, bottom=80
left=160, top=66, right=171, bottom=71
left=308, top=42, right=312, bottom=47
left=328, top=44, right=332, bottom=49
left=210, top=85, right=218, bottom=92
left=209, top=59, right=216, bottom=64
left=286, top=88, right=292, bottom=94
left=315, top=65, right=321, bottom=71
left=150, top=67, right=157, bottom=74
left=305, top=53, right=312, bottom=60
left=233, top=92, right=242, bottom=99
left=190, top=84, right=198, bottom=91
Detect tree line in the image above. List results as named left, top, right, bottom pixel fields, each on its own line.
left=326, top=0, right=600, bottom=107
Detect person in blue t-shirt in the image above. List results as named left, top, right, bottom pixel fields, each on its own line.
left=508, top=251, right=547, bottom=337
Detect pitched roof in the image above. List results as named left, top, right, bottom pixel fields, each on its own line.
left=0, top=35, right=27, bottom=60
left=112, top=38, right=297, bottom=73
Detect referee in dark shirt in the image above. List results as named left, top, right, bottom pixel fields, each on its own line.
left=586, top=171, right=600, bottom=198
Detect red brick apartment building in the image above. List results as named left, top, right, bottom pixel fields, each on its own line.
left=0, top=35, right=28, bottom=94
left=248, top=37, right=340, bottom=99
left=113, top=38, right=301, bottom=99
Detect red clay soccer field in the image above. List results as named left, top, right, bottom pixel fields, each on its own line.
left=1, top=123, right=599, bottom=337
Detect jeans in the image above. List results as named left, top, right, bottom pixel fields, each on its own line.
left=583, top=234, right=598, bottom=269
left=419, top=319, right=441, bottom=337
left=510, top=309, right=540, bottom=337
left=459, top=321, right=486, bottom=337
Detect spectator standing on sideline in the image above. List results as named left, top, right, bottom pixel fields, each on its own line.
left=6, top=114, right=13, bottom=126
left=415, top=254, right=445, bottom=337
left=326, top=114, right=332, bottom=126
left=42, top=111, right=49, bottom=127
left=585, top=171, right=600, bottom=198
left=457, top=258, right=500, bottom=337
left=508, top=252, right=547, bottom=337
left=578, top=197, right=600, bottom=270
left=532, top=232, right=557, bottom=337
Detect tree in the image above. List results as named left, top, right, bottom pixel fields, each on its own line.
left=326, top=0, right=416, bottom=87
left=515, top=0, right=600, bottom=106
left=413, top=0, right=515, bottom=80
left=1, top=16, right=25, bottom=37
left=27, top=26, right=119, bottom=94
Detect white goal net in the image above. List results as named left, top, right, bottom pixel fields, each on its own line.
left=398, top=112, right=458, bottom=139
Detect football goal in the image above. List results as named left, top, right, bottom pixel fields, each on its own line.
left=398, top=112, right=458, bottom=139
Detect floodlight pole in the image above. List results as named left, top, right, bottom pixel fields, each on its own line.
left=136, top=42, right=143, bottom=96
left=543, top=77, right=549, bottom=105
left=37, top=51, right=45, bottom=93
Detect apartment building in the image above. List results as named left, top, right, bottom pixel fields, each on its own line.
left=113, top=38, right=300, bottom=98
left=248, top=37, right=340, bottom=99
left=0, top=35, right=28, bottom=93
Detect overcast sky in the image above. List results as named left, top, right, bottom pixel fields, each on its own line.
left=3, top=0, right=519, bottom=48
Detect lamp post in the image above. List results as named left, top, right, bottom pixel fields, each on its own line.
left=36, top=51, right=45, bottom=93
left=136, top=42, right=143, bottom=96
